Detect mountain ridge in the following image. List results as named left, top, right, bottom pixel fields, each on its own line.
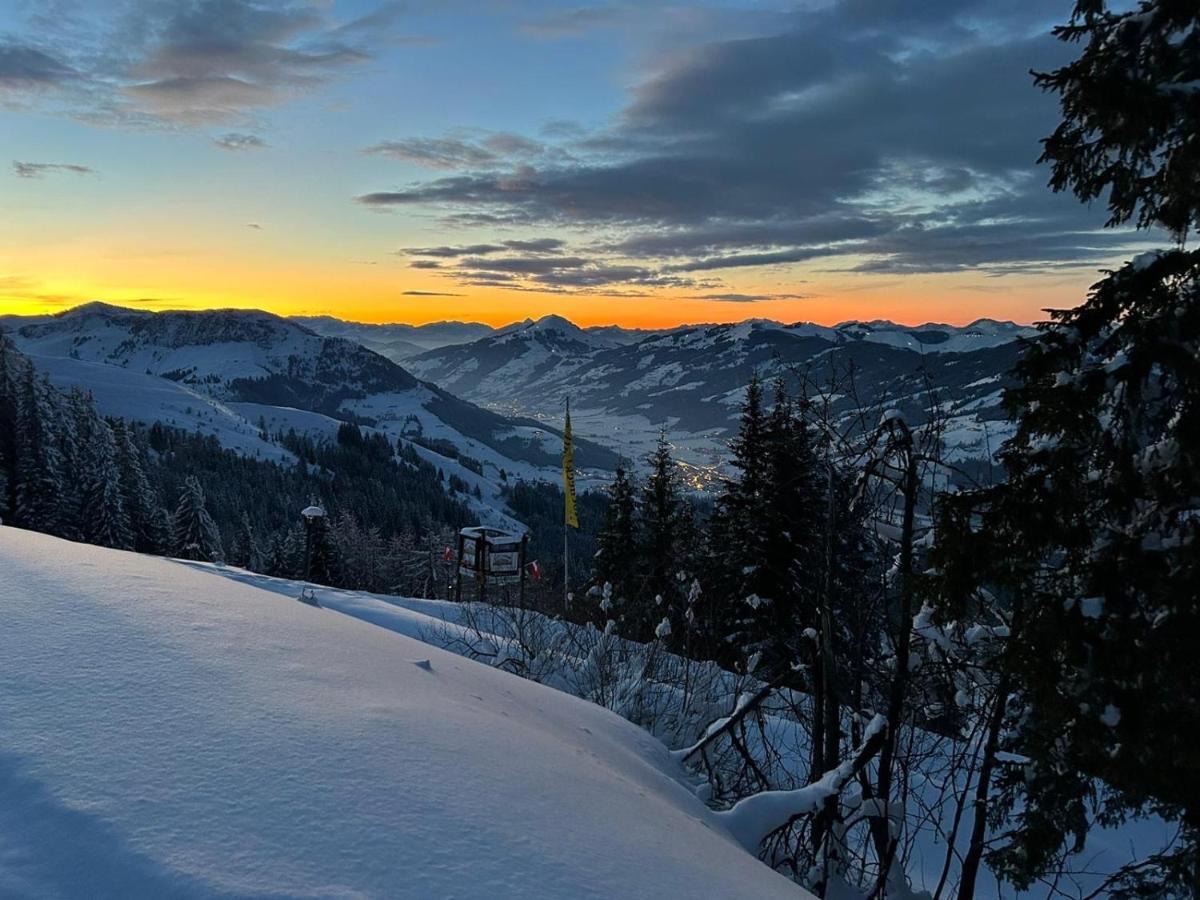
left=1, top=303, right=1035, bottom=492
left=0, top=303, right=621, bottom=527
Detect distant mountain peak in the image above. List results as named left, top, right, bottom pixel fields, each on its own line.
left=56, top=300, right=143, bottom=319
left=495, top=313, right=618, bottom=349
left=529, top=313, right=577, bottom=331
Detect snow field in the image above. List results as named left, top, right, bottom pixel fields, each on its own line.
left=0, top=528, right=804, bottom=899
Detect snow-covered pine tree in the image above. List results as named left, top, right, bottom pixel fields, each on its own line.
left=932, top=2, right=1200, bottom=893
left=706, top=374, right=771, bottom=665
left=172, top=475, right=224, bottom=562
left=329, top=509, right=388, bottom=590
left=265, top=528, right=294, bottom=577
left=708, top=377, right=827, bottom=679
left=78, top=416, right=132, bottom=550
left=636, top=432, right=690, bottom=642
left=146, top=503, right=175, bottom=556
left=0, top=333, right=20, bottom=520
left=306, top=508, right=335, bottom=585
left=14, top=367, right=66, bottom=536
left=593, top=465, right=638, bottom=610
left=230, top=510, right=265, bottom=572
left=754, top=381, right=824, bottom=681
left=113, top=420, right=170, bottom=554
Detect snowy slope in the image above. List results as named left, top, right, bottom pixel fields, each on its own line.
left=2, top=304, right=619, bottom=495
left=163, top=555, right=1173, bottom=900
left=405, top=317, right=1033, bottom=488
left=29, top=354, right=293, bottom=464
left=0, top=528, right=804, bottom=899
left=227, top=400, right=528, bottom=531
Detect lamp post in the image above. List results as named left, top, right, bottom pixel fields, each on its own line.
left=300, top=503, right=326, bottom=584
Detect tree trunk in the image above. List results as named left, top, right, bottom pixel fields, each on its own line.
left=873, top=441, right=918, bottom=895
left=957, top=668, right=1010, bottom=900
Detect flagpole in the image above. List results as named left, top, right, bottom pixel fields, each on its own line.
left=562, top=396, right=574, bottom=610
left=564, top=396, right=570, bottom=609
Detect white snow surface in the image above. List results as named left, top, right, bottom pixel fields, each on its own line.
left=28, top=354, right=293, bottom=464
left=0, top=529, right=804, bottom=899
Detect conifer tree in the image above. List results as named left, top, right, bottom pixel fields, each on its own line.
left=0, top=333, right=19, bottom=520
left=593, top=465, right=638, bottom=604
left=753, top=382, right=824, bottom=679
left=707, top=377, right=829, bottom=676
left=636, top=432, right=688, bottom=641
left=266, top=529, right=293, bottom=577
left=231, top=510, right=265, bottom=572
left=933, top=3, right=1200, bottom=893
left=14, top=368, right=65, bottom=535
left=78, top=418, right=132, bottom=550
left=172, top=476, right=224, bottom=562
left=146, top=503, right=174, bottom=556
left=707, top=375, right=771, bottom=662
left=276, top=523, right=307, bottom=578
left=113, top=420, right=169, bottom=554
left=306, top=510, right=335, bottom=585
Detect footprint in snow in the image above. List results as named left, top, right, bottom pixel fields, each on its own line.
left=410, top=659, right=433, bottom=671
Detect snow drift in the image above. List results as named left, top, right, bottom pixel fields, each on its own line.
left=0, top=528, right=804, bottom=898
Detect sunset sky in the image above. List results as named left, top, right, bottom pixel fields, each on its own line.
left=1, top=0, right=1152, bottom=328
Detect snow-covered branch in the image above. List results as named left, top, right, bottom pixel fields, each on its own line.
left=715, top=713, right=888, bottom=853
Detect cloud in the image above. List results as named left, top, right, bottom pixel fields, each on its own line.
left=690, top=292, right=811, bottom=302
left=245, top=222, right=261, bottom=229
left=502, top=237, right=565, bottom=253
left=120, top=0, right=375, bottom=123
left=460, top=255, right=588, bottom=275
left=439, top=252, right=707, bottom=293
left=365, top=138, right=499, bottom=170
left=363, top=131, right=557, bottom=171
left=0, top=41, right=75, bottom=88
left=667, top=248, right=839, bottom=273
left=213, top=132, right=266, bottom=151
left=357, top=0, right=1145, bottom=281
left=402, top=238, right=567, bottom=258
left=12, top=161, right=94, bottom=178
left=0, top=274, right=80, bottom=304
left=1, top=1, right=405, bottom=125
left=403, top=243, right=507, bottom=258
left=402, top=290, right=463, bottom=296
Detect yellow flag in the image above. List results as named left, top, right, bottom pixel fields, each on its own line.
left=562, top=401, right=579, bottom=529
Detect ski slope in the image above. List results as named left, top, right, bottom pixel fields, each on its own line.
left=0, top=528, right=804, bottom=899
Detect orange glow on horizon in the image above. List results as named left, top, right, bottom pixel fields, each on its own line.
left=0, top=276, right=1089, bottom=328
left=0, top=244, right=1103, bottom=329
left=0, top=203, right=1115, bottom=329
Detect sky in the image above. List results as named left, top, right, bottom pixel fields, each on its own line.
left=0, top=0, right=1152, bottom=328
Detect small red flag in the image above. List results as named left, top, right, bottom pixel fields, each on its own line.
left=442, top=546, right=455, bottom=562
left=530, top=559, right=541, bottom=581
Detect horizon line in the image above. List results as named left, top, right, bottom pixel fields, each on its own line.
left=9, top=300, right=1042, bottom=333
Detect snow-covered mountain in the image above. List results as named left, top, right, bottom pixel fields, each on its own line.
left=291, top=315, right=496, bottom=363
left=295, top=314, right=669, bottom=363
left=2, top=303, right=1034, bottom=495
left=10, top=302, right=421, bottom=413
left=0, top=304, right=619, bottom=523
left=401, top=316, right=1037, bottom=488
left=296, top=311, right=1030, bottom=369
left=0, top=527, right=803, bottom=899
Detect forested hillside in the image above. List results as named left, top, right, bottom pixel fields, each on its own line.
left=0, top=332, right=474, bottom=594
